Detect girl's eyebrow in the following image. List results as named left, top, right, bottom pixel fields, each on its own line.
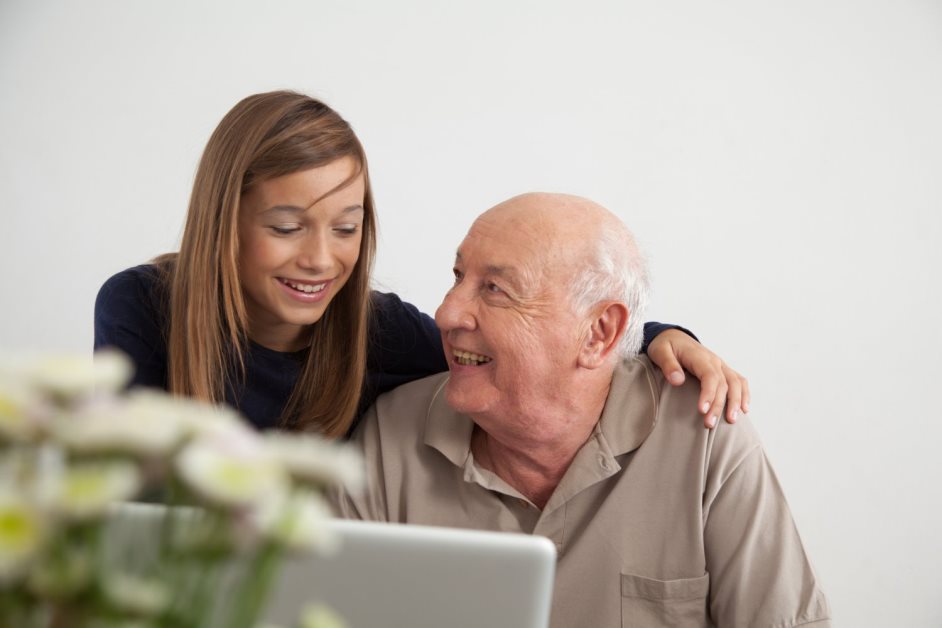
left=262, top=204, right=364, bottom=216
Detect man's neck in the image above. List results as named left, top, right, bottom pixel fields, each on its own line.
left=470, top=372, right=612, bottom=509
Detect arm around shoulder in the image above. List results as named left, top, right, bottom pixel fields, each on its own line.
left=368, top=292, right=447, bottom=383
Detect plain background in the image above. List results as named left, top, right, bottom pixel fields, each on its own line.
left=2, top=1, right=940, bottom=625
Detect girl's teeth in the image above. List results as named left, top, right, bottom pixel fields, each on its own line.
left=285, top=280, right=325, bottom=293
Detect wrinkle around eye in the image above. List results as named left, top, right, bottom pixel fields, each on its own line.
left=482, top=286, right=516, bottom=306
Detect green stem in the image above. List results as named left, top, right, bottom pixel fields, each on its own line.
left=229, top=541, right=283, bottom=628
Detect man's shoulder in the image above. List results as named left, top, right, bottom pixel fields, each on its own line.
left=618, top=356, right=763, bottom=462
left=371, top=372, right=451, bottom=425
left=374, top=371, right=450, bottom=410
left=350, top=372, right=453, bottom=455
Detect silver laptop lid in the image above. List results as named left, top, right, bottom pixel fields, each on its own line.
left=265, top=519, right=557, bottom=628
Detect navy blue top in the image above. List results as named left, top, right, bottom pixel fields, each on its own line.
left=94, top=265, right=683, bottom=434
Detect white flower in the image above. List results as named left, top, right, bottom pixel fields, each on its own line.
left=182, top=401, right=250, bottom=440
left=101, top=573, right=171, bottom=617
left=92, top=349, right=135, bottom=393
left=251, top=490, right=338, bottom=553
left=0, top=492, right=46, bottom=583
left=52, top=390, right=204, bottom=457
left=176, top=428, right=288, bottom=510
left=264, top=432, right=364, bottom=493
left=298, top=603, right=348, bottom=628
left=0, top=380, right=46, bottom=442
left=51, top=461, right=143, bottom=521
left=23, top=350, right=132, bottom=401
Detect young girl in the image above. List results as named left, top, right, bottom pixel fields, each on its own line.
left=94, top=90, right=748, bottom=437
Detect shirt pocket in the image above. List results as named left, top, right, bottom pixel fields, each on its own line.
left=621, top=572, right=710, bottom=628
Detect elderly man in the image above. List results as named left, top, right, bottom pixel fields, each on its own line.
left=332, top=193, right=830, bottom=627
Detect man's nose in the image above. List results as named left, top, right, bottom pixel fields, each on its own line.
left=435, top=286, right=476, bottom=331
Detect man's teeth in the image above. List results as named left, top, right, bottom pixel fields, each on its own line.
left=454, top=350, right=492, bottom=366
left=283, top=279, right=326, bottom=293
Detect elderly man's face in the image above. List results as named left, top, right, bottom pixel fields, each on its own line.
left=434, top=204, right=588, bottom=423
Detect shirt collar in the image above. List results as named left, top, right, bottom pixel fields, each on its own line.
left=597, top=356, right=659, bottom=455
left=424, top=376, right=475, bottom=466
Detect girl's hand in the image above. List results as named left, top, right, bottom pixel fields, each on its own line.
left=647, top=329, right=750, bottom=429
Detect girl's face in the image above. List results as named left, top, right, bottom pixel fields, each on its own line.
left=238, top=157, right=365, bottom=352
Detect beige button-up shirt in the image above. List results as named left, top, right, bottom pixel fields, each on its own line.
left=332, top=357, right=831, bottom=628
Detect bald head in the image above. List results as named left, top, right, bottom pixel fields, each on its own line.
left=473, top=193, right=621, bottom=259
left=470, top=192, right=649, bottom=357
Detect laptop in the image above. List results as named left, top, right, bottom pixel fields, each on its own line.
left=264, top=518, right=557, bottom=628
left=105, top=504, right=556, bottom=628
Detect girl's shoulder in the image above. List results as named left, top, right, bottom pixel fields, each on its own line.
left=94, top=264, right=171, bottom=389
left=98, top=263, right=164, bottom=295
left=95, top=264, right=170, bottom=345
left=96, top=264, right=167, bottom=317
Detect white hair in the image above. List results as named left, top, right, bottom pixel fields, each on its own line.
left=569, top=221, right=650, bottom=358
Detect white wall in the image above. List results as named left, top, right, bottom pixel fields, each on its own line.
left=2, top=0, right=940, bottom=624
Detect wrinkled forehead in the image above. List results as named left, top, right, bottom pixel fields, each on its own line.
left=458, top=206, right=588, bottom=283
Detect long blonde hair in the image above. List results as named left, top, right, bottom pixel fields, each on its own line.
left=158, top=91, right=376, bottom=437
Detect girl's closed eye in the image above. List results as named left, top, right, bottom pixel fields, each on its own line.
left=333, top=223, right=360, bottom=236
left=270, top=224, right=302, bottom=235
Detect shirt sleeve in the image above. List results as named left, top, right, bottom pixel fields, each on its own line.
left=93, top=267, right=169, bottom=390
left=641, top=321, right=699, bottom=354
left=702, top=431, right=831, bottom=627
left=366, top=292, right=447, bottom=388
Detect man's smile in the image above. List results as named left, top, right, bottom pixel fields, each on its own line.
left=452, top=349, right=493, bottom=366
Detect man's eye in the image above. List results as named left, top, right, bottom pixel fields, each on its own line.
left=452, top=269, right=463, bottom=284
left=485, top=282, right=502, bottom=294
left=270, top=225, right=301, bottom=235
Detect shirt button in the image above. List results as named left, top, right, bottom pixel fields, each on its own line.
left=598, top=455, right=611, bottom=470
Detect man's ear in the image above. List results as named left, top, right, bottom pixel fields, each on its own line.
left=578, top=301, right=629, bottom=369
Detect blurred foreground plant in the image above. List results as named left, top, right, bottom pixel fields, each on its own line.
left=0, top=351, right=360, bottom=628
